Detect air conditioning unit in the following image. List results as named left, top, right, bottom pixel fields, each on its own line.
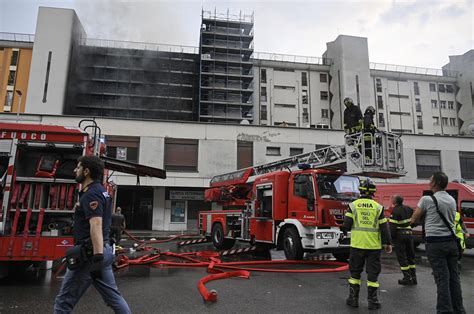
left=316, top=123, right=330, bottom=129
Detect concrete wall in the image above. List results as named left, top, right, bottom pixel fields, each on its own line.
left=25, top=7, right=85, bottom=115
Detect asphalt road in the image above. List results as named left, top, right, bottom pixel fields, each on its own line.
left=0, top=241, right=473, bottom=314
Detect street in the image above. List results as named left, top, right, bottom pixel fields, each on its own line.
left=0, top=241, right=473, bottom=314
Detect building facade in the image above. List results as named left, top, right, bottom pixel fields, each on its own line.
left=0, top=7, right=473, bottom=231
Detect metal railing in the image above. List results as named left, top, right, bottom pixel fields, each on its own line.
left=202, top=10, right=254, bottom=23
left=0, top=32, right=35, bottom=43
left=254, top=52, right=332, bottom=65
left=81, top=38, right=199, bottom=54
left=370, top=62, right=458, bottom=77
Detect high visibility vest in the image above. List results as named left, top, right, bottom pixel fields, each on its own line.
left=348, top=198, right=386, bottom=250
left=455, top=212, right=466, bottom=250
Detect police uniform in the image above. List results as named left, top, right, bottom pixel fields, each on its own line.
left=343, top=180, right=391, bottom=310
left=54, top=182, right=131, bottom=313
left=390, top=204, right=416, bottom=285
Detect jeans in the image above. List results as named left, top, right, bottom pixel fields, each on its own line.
left=426, top=241, right=465, bottom=314
left=54, top=244, right=131, bottom=314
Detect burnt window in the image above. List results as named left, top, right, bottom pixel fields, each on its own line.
left=260, top=68, right=267, bottom=83
left=416, top=150, right=441, bottom=178
left=460, top=152, right=474, bottom=179
left=302, top=72, right=308, bottom=86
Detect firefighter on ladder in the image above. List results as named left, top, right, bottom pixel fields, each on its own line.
left=389, top=195, right=416, bottom=285
left=343, top=97, right=363, bottom=135
left=343, top=178, right=392, bottom=310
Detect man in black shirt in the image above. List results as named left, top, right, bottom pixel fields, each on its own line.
left=343, top=97, right=363, bottom=134
left=389, top=195, right=416, bottom=285
left=54, top=156, right=130, bottom=313
left=110, top=207, right=126, bottom=246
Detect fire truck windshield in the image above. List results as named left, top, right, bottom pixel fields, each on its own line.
left=317, top=174, right=360, bottom=201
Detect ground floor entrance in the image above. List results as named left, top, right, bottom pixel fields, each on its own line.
left=116, top=186, right=154, bottom=230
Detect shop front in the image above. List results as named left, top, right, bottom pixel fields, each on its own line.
left=166, top=188, right=211, bottom=231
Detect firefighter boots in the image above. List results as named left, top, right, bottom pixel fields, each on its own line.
left=367, top=287, right=381, bottom=310
left=346, top=283, right=360, bottom=308
left=410, top=268, right=417, bottom=285
left=398, top=270, right=414, bottom=285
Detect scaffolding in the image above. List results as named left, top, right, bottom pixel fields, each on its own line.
left=66, top=38, right=200, bottom=121
left=199, top=9, right=255, bottom=123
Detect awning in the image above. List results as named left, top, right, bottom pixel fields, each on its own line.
left=101, top=156, right=166, bottom=179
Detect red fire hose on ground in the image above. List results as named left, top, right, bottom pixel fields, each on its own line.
left=114, top=248, right=349, bottom=302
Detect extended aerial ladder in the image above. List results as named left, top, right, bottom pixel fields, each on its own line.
left=211, top=131, right=405, bottom=187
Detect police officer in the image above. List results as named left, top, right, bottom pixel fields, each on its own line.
left=389, top=195, right=416, bottom=285
left=344, top=178, right=392, bottom=310
left=54, top=156, right=131, bottom=313
left=343, top=97, right=363, bottom=135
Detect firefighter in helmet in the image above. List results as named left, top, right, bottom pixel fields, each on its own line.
left=343, top=97, right=363, bottom=135
left=363, top=106, right=377, bottom=161
left=343, top=178, right=392, bottom=310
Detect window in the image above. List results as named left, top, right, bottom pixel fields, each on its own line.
left=440, top=100, right=446, bottom=109
left=429, top=83, right=436, bottom=92
left=260, top=68, right=266, bottom=83
left=260, top=105, right=267, bottom=120
left=446, top=84, right=454, bottom=93
left=438, top=84, right=445, bottom=92
left=266, top=146, right=281, bottom=156
left=105, top=136, right=140, bottom=163
left=302, top=90, right=308, bottom=104
left=320, top=91, right=328, bottom=100
left=377, top=95, right=383, bottom=109
left=293, top=174, right=315, bottom=209
left=448, top=101, right=454, bottom=110
left=415, top=98, right=421, bottom=112
left=376, top=78, right=382, bottom=92
left=260, top=87, right=267, bottom=102
left=237, top=141, right=253, bottom=169
left=302, top=72, right=308, bottom=86
left=416, top=150, right=441, bottom=178
left=315, top=144, right=330, bottom=150
left=433, top=117, right=439, bottom=125
left=417, top=116, right=423, bottom=129
left=388, top=94, right=409, bottom=99
left=321, top=109, right=329, bottom=118
left=378, top=113, right=385, bottom=127
left=171, top=200, right=186, bottom=223
left=459, top=152, right=474, bottom=179
left=449, top=118, right=456, bottom=126
left=290, top=148, right=304, bottom=156
left=7, top=70, right=16, bottom=85
left=302, top=108, right=309, bottom=123
left=4, top=91, right=13, bottom=109
left=320, top=73, right=327, bottom=83
left=442, top=117, right=448, bottom=126
left=431, top=100, right=438, bottom=109
left=10, top=50, right=19, bottom=66
left=165, top=138, right=199, bottom=171
left=275, top=103, right=295, bottom=108
left=274, top=85, right=295, bottom=90
left=414, top=82, right=420, bottom=95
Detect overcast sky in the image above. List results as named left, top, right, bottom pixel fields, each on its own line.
left=0, top=0, right=472, bottom=68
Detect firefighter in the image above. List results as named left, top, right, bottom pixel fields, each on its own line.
left=455, top=211, right=468, bottom=255
left=343, top=97, right=363, bottom=135
left=54, top=156, right=131, bottom=313
left=389, top=195, right=416, bottom=285
left=362, top=106, right=377, bottom=161
left=344, top=178, right=392, bottom=310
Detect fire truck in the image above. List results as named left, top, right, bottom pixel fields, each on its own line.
left=199, top=131, right=406, bottom=260
left=374, top=182, right=474, bottom=248
left=0, top=120, right=166, bottom=276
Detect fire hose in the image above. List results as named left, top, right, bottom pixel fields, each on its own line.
left=114, top=249, right=349, bottom=302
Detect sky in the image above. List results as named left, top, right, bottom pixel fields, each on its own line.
left=0, top=0, right=472, bottom=69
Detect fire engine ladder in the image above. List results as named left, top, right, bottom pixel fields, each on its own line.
left=250, top=131, right=406, bottom=179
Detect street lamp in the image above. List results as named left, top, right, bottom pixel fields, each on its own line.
left=15, top=90, right=22, bottom=122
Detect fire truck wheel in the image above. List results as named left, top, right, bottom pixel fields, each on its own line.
left=212, top=223, right=235, bottom=250
left=283, top=228, right=304, bottom=260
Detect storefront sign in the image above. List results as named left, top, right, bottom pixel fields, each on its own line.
left=170, top=190, right=204, bottom=200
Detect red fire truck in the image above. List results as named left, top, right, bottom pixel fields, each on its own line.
left=200, top=131, right=406, bottom=260
left=374, top=182, right=474, bottom=248
left=0, top=120, right=165, bottom=276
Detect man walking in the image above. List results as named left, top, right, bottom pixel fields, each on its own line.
left=54, top=156, right=131, bottom=313
left=344, top=178, right=392, bottom=310
left=412, top=172, right=465, bottom=313
left=389, top=195, right=416, bottom=285
left=110, top=207, right=126, bottom=246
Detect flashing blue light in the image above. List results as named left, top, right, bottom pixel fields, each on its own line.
left=297, top=163, right=311, bottom=170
